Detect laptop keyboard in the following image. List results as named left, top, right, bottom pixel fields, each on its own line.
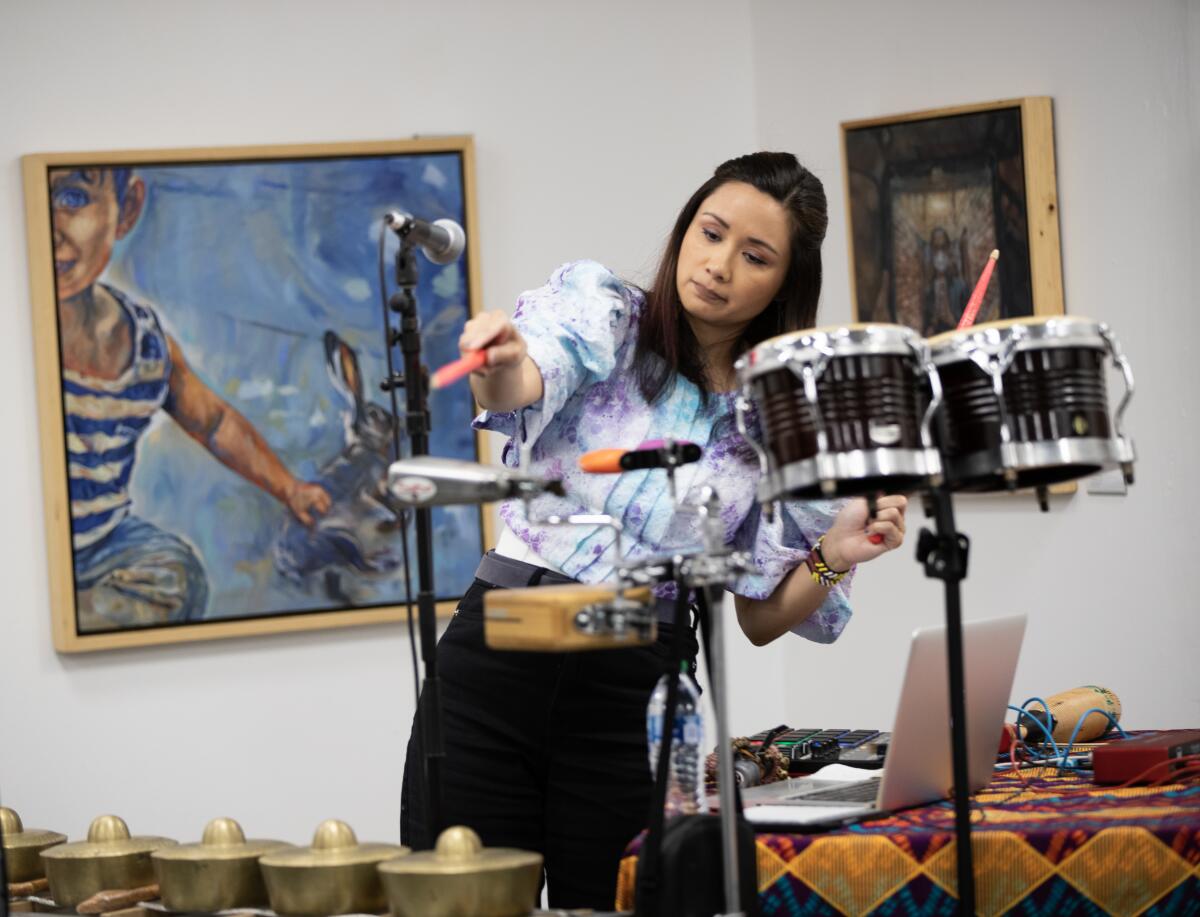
left=791, top=777, right=881, bottom=803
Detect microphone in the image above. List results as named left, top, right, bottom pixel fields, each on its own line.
left=579, top=440, right=703, bottom=474
left=384, top=211, right=466, bottom=264
left=386, top=456, right=564, bottom=507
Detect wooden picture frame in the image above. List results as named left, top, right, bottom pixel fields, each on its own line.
left=841, top=97, right=1063, bottom=335
left=842, top=98, right=1076, bottom=500
left=24, top=136, right=492, bottom=652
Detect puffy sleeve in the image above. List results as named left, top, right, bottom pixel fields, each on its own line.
left=474, top=260, right=637, bottom=462
left=730, top=498, right=854, bottom=644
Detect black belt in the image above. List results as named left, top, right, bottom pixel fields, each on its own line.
left=475, top=550, right=577, bottom=589
left=474, top=551, right=690, bottom=625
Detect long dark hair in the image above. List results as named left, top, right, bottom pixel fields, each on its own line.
left=632, top=152, right=828, bottom=404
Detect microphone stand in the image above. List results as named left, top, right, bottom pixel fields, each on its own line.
left=916, top=485, right=974, bottom=916
left=384, top=236, right=445, bottom=842
left=697, top=582, right=744, bottom=917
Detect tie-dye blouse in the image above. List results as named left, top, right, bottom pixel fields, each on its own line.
left=474, top=260, right=853, bottom=643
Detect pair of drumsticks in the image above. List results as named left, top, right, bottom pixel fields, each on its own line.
left=428, top=252, right=1000, bottom=545
left=431, top=250, right=1000, bottom=388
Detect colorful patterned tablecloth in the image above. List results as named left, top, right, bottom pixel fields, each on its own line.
left=617, top=767, right=1200, bottom=915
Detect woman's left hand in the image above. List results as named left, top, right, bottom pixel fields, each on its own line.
left=818, top=494, right=908, bottom=572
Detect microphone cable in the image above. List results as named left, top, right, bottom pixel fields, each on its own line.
left=378, top=220, right=421, bottom=706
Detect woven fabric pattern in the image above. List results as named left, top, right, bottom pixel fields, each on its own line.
left=617, top=767, right=1200, bottom=915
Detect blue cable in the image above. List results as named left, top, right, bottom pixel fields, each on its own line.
left=1058, top=708, right=1127, bottom=770
left=1007, top=703, right=1062, bottom=759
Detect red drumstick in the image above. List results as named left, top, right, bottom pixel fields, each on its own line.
left=430, top=349, right=487, bottom=389
left=957, top=249, right=1000, bottom=330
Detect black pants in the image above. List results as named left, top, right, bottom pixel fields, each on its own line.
left=401, top=574, right=698, bottom=910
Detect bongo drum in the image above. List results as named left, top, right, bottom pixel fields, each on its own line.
left=928, top=316, right=1136, bottom=492
left=734, top=324, right=942, bottom=501
left=484, top=582, right=654, bottom=651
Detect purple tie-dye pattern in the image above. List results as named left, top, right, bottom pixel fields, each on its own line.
left=474, top=260, right=853, bottom=643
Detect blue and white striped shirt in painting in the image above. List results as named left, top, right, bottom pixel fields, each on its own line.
left=64, top=285, right=172, bottom=550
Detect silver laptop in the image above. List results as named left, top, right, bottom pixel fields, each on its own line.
left=737, top=614, right=1027, bottom=828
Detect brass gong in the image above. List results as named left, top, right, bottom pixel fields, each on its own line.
left=1, top=807, right=66, bottom=882
left=379, top=825, right=542, bottom=917
left=259, top=819, right=407, bottom=916
left=152, top=817, right=290, bottom=912
left=40, top=814, right=176, bottom=907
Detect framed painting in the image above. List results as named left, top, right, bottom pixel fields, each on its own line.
left=23, top=136, right=491, bottom=652
left=841, top=97, right=1064, bottom=336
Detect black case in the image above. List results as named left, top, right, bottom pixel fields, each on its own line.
left=634, top=813, right=759, bottom=916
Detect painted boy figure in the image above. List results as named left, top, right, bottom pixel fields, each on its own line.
left=53, top=167, right=331, bottom=632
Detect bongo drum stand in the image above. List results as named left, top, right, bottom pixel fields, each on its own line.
left=918, top=315, right=1139, bottom=916
left=916, top=485, right=976, bottom=917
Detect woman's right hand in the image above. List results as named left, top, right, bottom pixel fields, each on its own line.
left=459, top=310, right=527, bottom=376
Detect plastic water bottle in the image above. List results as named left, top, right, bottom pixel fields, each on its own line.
left=646, top=661, right=708, bottom=816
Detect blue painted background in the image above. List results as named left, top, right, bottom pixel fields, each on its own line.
left=96, top=152, right=482, bottom=618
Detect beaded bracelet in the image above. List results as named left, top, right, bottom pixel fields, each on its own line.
left=805, top=535, right=848, bottom=587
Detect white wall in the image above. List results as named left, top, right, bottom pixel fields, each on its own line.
left=2, top=0, right=1196, bottom=851
left=0, top=0, right=758, bottom=843
left=750, top=0, right=1200, bottom=730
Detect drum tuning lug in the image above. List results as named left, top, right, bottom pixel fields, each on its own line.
left=1036, top=486, right=1050, bottom=512
left=1122, top=463, right=1135, bottom=485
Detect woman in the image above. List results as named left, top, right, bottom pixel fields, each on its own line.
left=401, top=151, right=907, bottom=908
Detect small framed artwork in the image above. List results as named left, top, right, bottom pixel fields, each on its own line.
left=23, top=136, right=491, bottom=652
left=841, top=96, right=1064, bottom=336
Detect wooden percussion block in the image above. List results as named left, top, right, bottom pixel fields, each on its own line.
left=484, top=583, right=655, bottom=651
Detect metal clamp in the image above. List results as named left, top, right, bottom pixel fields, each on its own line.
left=734, top=387, right=770, bottom=480
left=781, top=338, right=836, bottom=495
left=540, top=511, right=625, bottom=565
left=1099, top=322, right=1137, bottom=484
left=573, top=594, right=657, bottom=640
left=681, top=484, right=725, bottom=555
left=907, top=335, right=945, bottom=486
left=916, top=527, right=970, bottom=581
left=967, top=327, right=1021, bottom=486
left=676, top=550, right=753, bottom=588
left=734, top=387, right=779, bottom=522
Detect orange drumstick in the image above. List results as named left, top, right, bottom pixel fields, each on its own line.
left=430, top=350, right=488, bottom=389
left=579, top=449, right=627, bottom=474
left=957, top=249, right=1000, bottom=330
